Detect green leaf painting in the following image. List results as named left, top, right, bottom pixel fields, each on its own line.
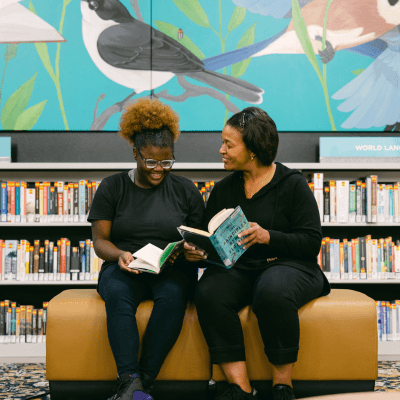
left=227, top=7, right=246, bottom=34
left=231, top=23, right=256, bottom=78
left=352, top=69, right=365, bottom=76
left=14, top=101, right=47, bottom=131
left=154, top=21, right=206, bottom=59
left=291, top=0, right=320, bottom=78
left=1, top=73, right=37, bottom=129
left=172, top=0, right=211, bottom=28
left=4, top=44, right=18, bottom=63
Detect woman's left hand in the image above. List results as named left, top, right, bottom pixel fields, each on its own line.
left=237, top=222, right=270, bottom=249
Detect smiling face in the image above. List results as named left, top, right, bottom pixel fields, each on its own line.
left=220, top=124, right=252, bottom=171
left=133, top=145, right=174, bottom=188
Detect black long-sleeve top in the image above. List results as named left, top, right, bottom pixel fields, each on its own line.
left=204, top=162, right=330, bottom=296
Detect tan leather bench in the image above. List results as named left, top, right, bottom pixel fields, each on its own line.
left=46, top=289, right=378, bottom=400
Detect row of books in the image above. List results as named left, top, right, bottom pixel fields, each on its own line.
left=318, top=236, right=400, bottom=280
left=194, top=181, right=214, bottom=204
left=0, top=239, right=103, bottom=281
left=0, top=180, right=101, bottom=223
left=0, top=300, right=48, bottom=343
left=377, top=300, right=400, bottom=341
left=309, top=173, right=400, bottom=223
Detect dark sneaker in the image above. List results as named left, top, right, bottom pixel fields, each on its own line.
left=216, top=383, right=258, bottom=400
left=272, top=384, right=295, bottom=400
left=108, top=374, right=153, bottom=400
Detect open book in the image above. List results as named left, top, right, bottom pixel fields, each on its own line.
left=178, top=206, right=251, bottom=268
left=127, top=240, right=184, bottom=274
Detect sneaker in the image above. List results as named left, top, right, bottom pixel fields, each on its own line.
left=271, top=384, right=296, bottom=400
left=216, top=383, right=258, bottom=400
left=108, top=374, right=153, bottom=400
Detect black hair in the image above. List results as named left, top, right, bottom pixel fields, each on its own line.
left=133, top=127, right=175, bottom=152
left=226, top=107, right=279, bottom=166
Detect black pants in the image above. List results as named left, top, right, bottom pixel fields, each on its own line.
left=195, top=264, right=325, bottom=366
left=98, top=262, right=196, bottom=380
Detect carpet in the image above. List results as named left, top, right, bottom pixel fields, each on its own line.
left=1, top=362, right=400, bottom=400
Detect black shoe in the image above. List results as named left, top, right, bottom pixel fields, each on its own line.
left=216, top=383, right=258, bottom=400
left=108, top=374, right=153, bottom=400
left=271, top=384, right=295, bottom=400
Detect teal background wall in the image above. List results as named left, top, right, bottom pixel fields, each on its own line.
left=0, top=0, right=392, bottom=132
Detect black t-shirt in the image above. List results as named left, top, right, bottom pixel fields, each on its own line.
left=88, top=171, right=205, bottom=274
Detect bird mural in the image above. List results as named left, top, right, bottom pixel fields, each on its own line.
left=201, top=0, right=400, bottom=130
left=0, top=0, right=65, bottom=44
left=80, top=0, right=264, bottom=105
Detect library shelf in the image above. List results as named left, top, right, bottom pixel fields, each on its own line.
left=0, top=342, right=46, bottom=363
left=2, top=161, right=400, bottom=360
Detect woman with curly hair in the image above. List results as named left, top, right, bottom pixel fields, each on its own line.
left=88, top=98, right=205, bottom=400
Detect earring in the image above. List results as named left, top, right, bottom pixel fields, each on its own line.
left=251, top=155, right=254, bottom=161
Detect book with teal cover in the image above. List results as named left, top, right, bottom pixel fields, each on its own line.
left=178, top=205, right=251, bottom=268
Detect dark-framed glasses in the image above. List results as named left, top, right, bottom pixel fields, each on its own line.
left=137, top=148, right=175, bottom=169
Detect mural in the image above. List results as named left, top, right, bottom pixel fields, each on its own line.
left=0, top=0, right=399, bottom=132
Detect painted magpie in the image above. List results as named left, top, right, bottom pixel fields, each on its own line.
left=81, top=0, right=264, bottom=104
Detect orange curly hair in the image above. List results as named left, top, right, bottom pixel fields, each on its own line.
left=119, top=98, right=180, bottom=145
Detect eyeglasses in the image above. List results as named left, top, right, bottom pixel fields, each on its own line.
left=137, top=148, right=175, bottom=169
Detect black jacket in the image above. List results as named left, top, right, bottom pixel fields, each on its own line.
left=204, top=162, right=330, bottom=296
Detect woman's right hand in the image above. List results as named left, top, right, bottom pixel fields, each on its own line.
left=118, top=251, right=141, bottom=274
left=183, top=242, right=208, bottom=262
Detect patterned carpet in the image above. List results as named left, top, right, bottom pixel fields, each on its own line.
left=0, top=362, right=400, bottom=400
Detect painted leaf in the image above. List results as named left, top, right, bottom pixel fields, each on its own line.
left=65, top=0, right=72, bottom=6
left=0, top=73, right=37, bottom=130
left=352, top=69, right=365, bottom=76
left=14, top=100, right=47, bottom=130
left=4, top=44, right=18, bottom=63
left=291, top=0, right=322, bottom=80
left=231, top=23, right=256, bottom=78
left=154, top=21, right=206, bottom=59
left=227, top=7, right=246, bottom=34
left=29, top=1, right=56, bottom=82
left=172, top=0, right=211, bottom=28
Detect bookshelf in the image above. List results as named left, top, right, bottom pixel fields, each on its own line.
left=1, top=162, right=399, bottom=361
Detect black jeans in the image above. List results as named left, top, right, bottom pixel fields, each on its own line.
left=195, top=264, right=325, bottom=366
left=98, top=262, right=196, bottom=380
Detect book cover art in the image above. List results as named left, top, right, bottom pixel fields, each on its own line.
left=209, top=206, right=251, bottom=267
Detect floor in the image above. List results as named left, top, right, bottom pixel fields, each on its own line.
left=1, top=361, right=400, bottom=400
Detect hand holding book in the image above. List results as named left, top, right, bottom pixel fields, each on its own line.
left=237, top=222, right=271, bottom=248
left=179, top=206, right=251, bottom=268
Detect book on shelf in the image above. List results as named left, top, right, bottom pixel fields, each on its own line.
left=0, top=238, right=103, bottom=282
left=307, top=173, right=400, bottom=224
left=0, top=300, right=48, bottom=344
left=376, top=300, right=400, bottom=342
left=177, top=206, right=251, bottom=268
left=0, top=179, right=102, bottom=224
left=127, top=240, right=185, bottom=274
left=318, top=235, right=400, bottom=281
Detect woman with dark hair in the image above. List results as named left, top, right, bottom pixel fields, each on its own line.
left=88, top=98, right=205, bottom=400
left=184, top=107, right=331, bottom=400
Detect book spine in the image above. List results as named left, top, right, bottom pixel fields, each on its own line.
left=79, top=180, right=86, bottom=222
left=0, top=182, right=6, bottom=222
left=336, top=181, right=349, bottom=223
left=329, top=181, right=336, bottom=222
left=15, top=182, right=20, bottom=223
left=343, top=239, right=349, bottom=279
left=43, top=240, right=49, bottom=281
left=323, top=184, right=330, bottom=223
left=32, top=309, right=37, bottom=343
left=356, top=181, right=362, bottom=222
left=21, top=181, right=26, bottom=223
left=349, top=183, right=356, bottom=223
left=20, top=306, right=26, bottom=343
left=85, top=239, right=91, bottom=280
